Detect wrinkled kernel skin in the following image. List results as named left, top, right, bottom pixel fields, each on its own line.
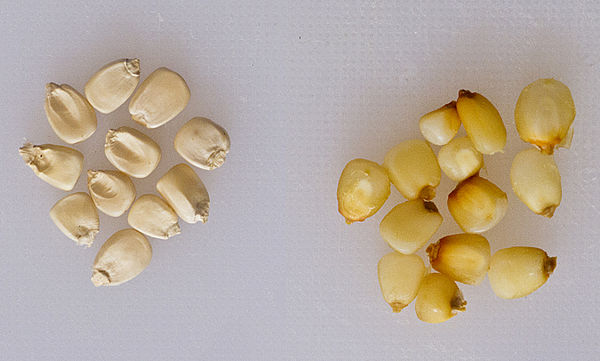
left=337, top=159, right=390, bottom=224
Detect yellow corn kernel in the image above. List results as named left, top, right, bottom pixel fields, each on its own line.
left=379, top=199, right=442, bottom=254
left=456, top=90, right=506, bottom=155
left=419, top=101, right=461, bottom=146
left=383, top=139, right=441, bottom=200
left=510, top=148, right=561, bottom=217
left=337, top=159, right=390, bottom=224
left=427, top=233, right=490, bottom=285
left=378, top=252, right=427, bottom=312
left=447, top=175, right=507, bottom=233
left=488, top=247, right=556, bottom=299
left=415, top=273, right=466, bottom=324
left=515, top=78, right=575, bottom=154
left=438, top=136, right=483, bottom=183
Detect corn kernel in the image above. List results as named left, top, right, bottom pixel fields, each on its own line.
left=50, top=192, right=99, bottom=247
left=488, top=247, right=556, bottom=299
left=87, top=170, right=136, bottom=217
left=19, top=142, right=83, bottom=191
left=510, top=148, right=561, bottom=217
left=337, top=159, right=390, bottom=224
left=447, top=175, right=507, bottom=233
left=45, top=83, right=97, bottom=144
left=379, top=199, right=442, bottom=254
left=456, top=90, right=506, bottom=155
left=419, top=102, right=461, bottom=146
left=156, top=163, right=210, bottom=224
left=438, top=136, right=483, bottom=183
left=383, top=139, right=441, bottom=200
left=427, top=233, right=490, bottom=285
left=515, top=78, right=575, bottom=154
left=104, top=126, right=161, bottom=178
left=85, top=58, right=140, bottom=114
left=378, top=252, right=427, bottom=312
left=415, top=273, right=466, bottom=324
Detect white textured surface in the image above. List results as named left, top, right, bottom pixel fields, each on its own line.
left=1, top=1, right=599, bottom=360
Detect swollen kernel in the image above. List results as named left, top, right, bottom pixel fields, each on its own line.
left=129, top=67, right=190, bottom=128
left=438, top=136, right=484, bottom=182
left=447, top=175, right=507, bottom=233
left=156, top=163, right=210, bottom=224
left=456, top=90, right=507, bottom=155
left=45, top=83, right=97, bottom=144
left=377, top=252, right=427, bottom=312
left=510, top=148, right=561, bottom=217
left=87, top=170, right=136, bottom=217
left=104, top=126, right=161, bottom=178
left=379, top=199, right=443, bottom=255
left=174, top=117, right=231, bottom=170
left=415, top=273, right=466, bottom=324
left=50, top=192, right=99, bottom=247
left=419, top=101, right=461, bottom=145
left=383, top=139, right=441, bottom=200
left=515, top=78, right=575, bottom=154
left=91, top=229, right=152, bottom=287
left=128, top=194, right=181, bottom=239
left=427, top=233, right=490, bottom=285
left=488, top=247, right=556, bottom=299
left=337, top=159, right=391, bottom=224
left=19, top=142, right=83, bottom=191
left=85, top=58, right=140, bottom=114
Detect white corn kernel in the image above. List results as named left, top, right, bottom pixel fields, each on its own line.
left=438, top=136, right=484, bottom=183
left=49, top=192, right=99, bottom=247
left=427, top=233, right=490, bottom=285
left=19, top=142, right=83, bottom=191
left=415, top=273, right=466, bottom=324
left=128, top=194, right=181, bottom=239
left=85, top=58, right=141, bottom=114
left=488, top=246, right=556, bottom=299
left=383, top=139, right=441, bottom=200
left=379, top=199, right=443, bottom=254
left=104, top=126, right=161, bottom=178
left=447, top=176, right=507, bottom=233
left=87, top=170, right=136, bottom=217
left=174, top=117, right=231, bottom=170
left=44, top=83, right=97, bottom=144
left=419, top=101, right=461, bottom=146
left=510, top=148, right=561, bottom=217
left=128, top=67, right=190, bottom=128
left=91, top=229, right=152, bottom=287
left=515, top=78, right=575, bottom=154
left=156, top=163, right=210, bottom=224
left=377, top=252, right=427, bottom=312
left=337, top=159, right=391, bottom=224
left=456, top=90, right=506, bottom=155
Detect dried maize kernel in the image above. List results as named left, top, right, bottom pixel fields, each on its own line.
left=156, top=163, right=210, bottom=224
left=379, top=199, right=442, bottom=255
left=383, top=139, right=441, bottom=200
left=337, top=159, right=390, bottom=224
left=91, top=228, right=152, bottom=287
left=128, top=194, right=181, bottom=239
left=50, top=192, right=99, bottom=247
left=510, top=148, right=561, bottom=217
left=174, top=117, right=231, bottom=170
left=419, top=101, right=461, bottom=146
left=437, top=136, right=483, bottom=183
left=129, top=67, right=190, bottom=128
left=19, top=142, right=83, bottom=191
left=488, top=246, right=556, bottom=299
left=427, top=233, right=490, bottom=285
left=456, top=90, right=506, bottom=155
left=45, top=83, right=97, bottom=144
left=85, top=58, right=140, bottom=114
left=104, top=126, right=161, bottom=178
left=87, top=170, right=136, bottom=217
left=515, top=78, right=575, bottom=154
left=447, top=175, right=507, bottom=233
left=415, top=273, right=466, bottom=324
left=378, top=252, right=427, bottom=312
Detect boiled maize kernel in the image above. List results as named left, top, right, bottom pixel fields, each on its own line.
left=427, top=233, right=490, bottom=285
left=378, top=252, right=427, bottom=312
left=456, top=90, right=506, bottom=155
